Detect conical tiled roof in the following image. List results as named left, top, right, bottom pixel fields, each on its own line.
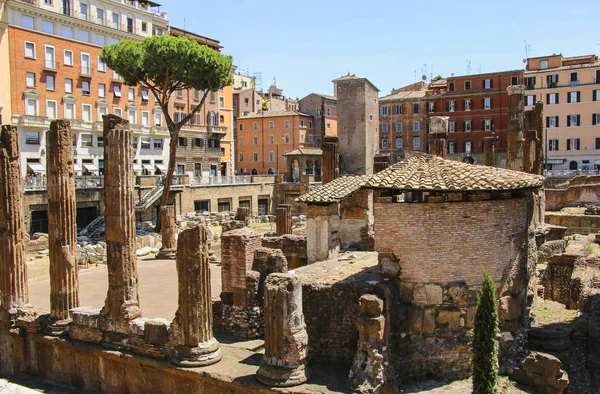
left=363, top=154, right=544, bottom=191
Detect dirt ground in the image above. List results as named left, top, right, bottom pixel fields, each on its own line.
left=399, top=377, right=534, bottom=393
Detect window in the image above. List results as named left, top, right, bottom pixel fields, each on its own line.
left=483, top=79, right=492, bottom=89
left=511, top=76, right=518, bottom=85
left=25, top=97, right=37, bottom=115
left=177, top=137, right=187, bottom=147
left=141, top=111, right=149, bottom=126
left=327, top=123, right=331, bottom=129
left=567, top=138, right=580, bottom=150
left=98, top=57, right=106, bottom=72
left=483, top=119, right=492, bottom=131
left=26, top=72, right=35, bottom=88
left=63, top=50, right=73, bottom=66
left=548, top=139, right=559, bottom=151
left=113, top=107, right=122, bottom=117
left=413, top=103, right=420, bottom=114
left=154, top=139, right=163, bottom=149
left=239, top=153, right=244, bottom=162
left=381, top=123, right=388, bottom=133
left=428, top=102, right=435, bottom=113
left=464, top=120, right=472, bottom=132
left=97, top=136, right=104, bottom=147
left=547, top=93, right=559, bottom=105
left=97, top=106, right=107, bottom=119
left=593, top=114, right=600, bottom=126
left=309, top=134, right=313, bottom=144
left=61, top=25, right=73, bottom=38
left=65, top=78, right=73, bottom=93
left=284, top=134, right=290, bottom=143
left=253, top=152, right=259, bottom=162
left=382, top=138, right=388, bottom=149
left=396, top=137, right=403, bottom=148
left=567, top=115, right=580, bottom=127
left=269, top=121, right=274, bottom=129
left=140, top=137, right=151, bottom=149
left=309, top=121, right=313, bottom=128
left=567, top=91, right=581, bottom=103
left=464, top=99, right=472, bottom=111
left=396, top=122, right=402, bottom=132
left=449, top=82, right=455, bottom=92
left=82, top=104, right=91, bottom=122
left=81, top=53, right=90, bottom=75
left=112, top=13, right=120, bottom=28
left=300, top=119, right=305, bottom=127
left=42, top=75, right=54, bottom=91
left=525, top=95, right=535, bottom=106
left=483, top=98, right=491, bottom=109
left=46, top=100, right=57, bottom=118
left=25, top=42, right=35, bottom=59
left=464, top=141, right=472, bottom=153
left=413, top=137, right=420, bottom=148
left=64, top=103, right=74, bottom=119
left=128, top=109, right=136, bottom=124
left=81, top=134, right=93, bottom=147
left=128, top=88, right=135, bottom=101
left=25, top=132, right=39, bottom=145
left=413, top=121, right=420, bottom=131
left=98, top=83, right=105, bottom=97
left=154, top=112, right=162, bottom=126
left=380, top=106, right=389, bottom=116
left=269, top=151, right=275, bottom=162
left=465, top=81, right=471, bottom=90
left=79, top=30, right=89, bottom=42
left=596, top=138, right=600, bottom=150
left=594, top=90, right=600, bottom=102
left=570, top=72, right=578, bottom=86
left=96, top=8, right=104, bottom=24
left=547, top=110, right=563, bottom=130
left=82, top=80, right=90, bottom=95
left=541, top=60, right=549, bottom=69
left=126, top=17, right=134, bottom=33
left=42, top=20, right=54, bottom=34
left=284, top=120, right=290, bottom=128
left=547, top=74, right=558, bottom=88
left=269, top=135, right=274, bottom=144
left=395, top=104, right=403, bottom=115
left=448, top=141, right=456, bottom=154
left=113, top=85, right=121, bottom=98
left=252, top=122, right=259, bottom=130
left=448, top=101, right=455, bottom=112
left=300, top=133, right=305, bottom=143
left=141, top=90, right=149, bottom=102
left=22, top=15, right=34, bottom=29
left=79, top=2, right=88, bottom=20
left=253, top=135, right=258, bottom=145
left=449, top=121, right=455, bottom=133
left=141, top=21, right=147, bottom=33
left=326, top=107, right=331, bottom=116
left=95, top=34, right=105, bottom=46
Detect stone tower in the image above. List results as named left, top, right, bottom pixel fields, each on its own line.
left=335, top=76, right=380, bottom=176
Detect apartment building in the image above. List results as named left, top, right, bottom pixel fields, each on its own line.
left=424, top=70, right=524, bottom=165
left=378, top=86, right=427, bottom=163
left=524, top=54, right=600, bottom=171
left=236, top=110, right=314, bottom=175
left=298, top=93, right=337, bottom=148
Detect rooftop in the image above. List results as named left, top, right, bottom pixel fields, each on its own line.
left=379, top=90, right=426, bottom=102
left=363, top=154, right=544, bottom=191
left=238, top=109, right=312, bottom=120
left=169, top=26, right=222, bottom=50
left=332, top=74, right=380, bottom=92
left=525, top=60, right=600, bottom=74
left=284, top=148, right=323, bottom=156
left=296, top=175, right=370, bottom=203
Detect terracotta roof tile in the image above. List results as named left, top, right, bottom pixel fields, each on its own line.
left=296, top=175, right=369, bottom=203
left=284, top=148, right=323, bottom=156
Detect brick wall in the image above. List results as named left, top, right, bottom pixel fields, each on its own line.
left=374, top=199, right=528, bottom=286
left=220, top=227, right=262, bottom=299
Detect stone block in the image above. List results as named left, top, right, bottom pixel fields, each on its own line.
left=70, top=306, right=101, bottom=328
left=436, top=309, right=461, bottom=327
left=424, top=284, right=443, bottom=305
left=423, top=307, right=436, bottom=334
left=360, top=294, right=383, bottom=317
left=407, top=307, right=423, bottom=333
left=413, top=284, right=427, bottom=305
left=129, top=318, right=148, bottom=336
left=499, top=295, right=522, bottom=321
left=446, top=283, right=469, bottom=306
left=144, top=318, right=170, bottom=345
left=378, top=253, right=400, bottom=279
left=399, top=282, right=414, bottom=304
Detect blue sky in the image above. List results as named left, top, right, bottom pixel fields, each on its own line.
left=165, top=0, right=599, bottom=99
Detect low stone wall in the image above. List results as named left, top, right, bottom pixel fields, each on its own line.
left=546, top=183, right=600, bottom=211
left=541, top=254, right=576, bottom=308
left=261, top=235, right=308, bottom=269
left=545, top=212, right=600, bottom=236
left=212, top=302, right=263, bottom=339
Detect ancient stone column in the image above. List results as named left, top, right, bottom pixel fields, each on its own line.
left=256, top=273, right=308, bottom=387
left=523, top=101, right=544, bottom=175
left=276, top=204, right=292, bottom=236
left=171, top=225, right=221, bottom=367
left=46, top=120, right=79, bottom=335
left=0, top=125, right=28, bottom=314
left=322, top=136, right=339, bottom=184
left=506, top=86, right=525, bottom=171
left=349, top=294, right=389, bottom=392
left=99, top=115, right=141, bottom=338
left=429, top=116, right=449, bottom=159
left=236, top=207, right=250, bottom=224
left=483, top=137, right=496, bottom=167
left=157, top=205, right=176, bottom=260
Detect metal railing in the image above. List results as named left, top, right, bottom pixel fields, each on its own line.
left=190, top=175, right=252, bottom=186
left=23, top=176, right=104, bottom=190
left=545, top=169, right=600, bottom=178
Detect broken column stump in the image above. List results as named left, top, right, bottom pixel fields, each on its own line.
left=46, top=119, right=79, bottom=335
left=349, top=294, right=389, bottom=392
left=236, top=207, right=250, bottom=224
left=98, top=115, right=142, bottom=343
left=256, top=273, right=308, bottom=387
left=483, top=137, right=496, bottom=167
left=429, top=116, right=449, bottom=159
left=171, top=225, right=221, bottom=367
left=322, top=136, right=339, bottom=184
left=157, top=205, right=176, bottom=260
left=0, top=125, right=29, bottom=318
left=276, top=204, right=292, bottom=236
left=506, top=85, right=525, bottom=172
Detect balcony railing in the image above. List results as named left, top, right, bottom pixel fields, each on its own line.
left=190, top=175, right=252, bottom=186
left=23, top=176, right=104, bottom=191
left=80, top=67, right=93, bottom=77
left=13, top=114, right=50, bottom=128
left=43, top=59, right=58, bottom=72
left=545, top=169, right=600, bottom=178
left=15, top=0, right=38, bottom=5
left=207, top=125, right=227, bottom=134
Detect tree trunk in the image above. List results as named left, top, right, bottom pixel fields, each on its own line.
left=160, top=126, right=181, bottom=212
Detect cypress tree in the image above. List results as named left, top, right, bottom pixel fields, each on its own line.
left=471, top=270, right=499, bottom=394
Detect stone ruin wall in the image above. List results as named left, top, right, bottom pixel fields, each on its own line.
left=374, top=197, right=535, bottom=380
left=339, top=189, right=374, bottom=251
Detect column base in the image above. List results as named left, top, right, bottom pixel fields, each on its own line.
left=44, top=318, right=71, bottom=336
left=171, top=338, right=222, bottom=367
left=156, top=248, right=177, bottom=260
left=256, top=362, right=308, bottom=387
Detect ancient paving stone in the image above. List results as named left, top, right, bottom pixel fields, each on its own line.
left=0, top=125, right=28, bottom=315
left=98, top=115, right=142, bottom=336
left=256, top=273, right=308, bottom=387
left=46, top=120, right=79, bottom=334
left=171, top=225, right=221, bottom=367
left=276, top=204, right=292, bottom=236
left=157, top=205, right=176, bottom=260
left=349, top=294, right=389, bottom=392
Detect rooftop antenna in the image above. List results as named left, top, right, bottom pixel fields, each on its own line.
left=183, top=18, right=186, bottom=30
left=524, top=39, right=531, bottom=59
left=477, top=64, right=482, bottom=74
left=466, top=60, right=471, bottom=75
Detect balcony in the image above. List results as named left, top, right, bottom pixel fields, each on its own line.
left=207, top=125, right=227, bottom=135
left=80, top=67, right=93, bottom=78
left=525, top=84, right=536, bottom=90
left=14, top=0, right=38, bottom=5
left=13, top=114, right=49, bottom=128
left=129, top=124, right=152, bottom=134
left=43, top=60, right=58, bottom=72
left=570, top=80, right=579, bottom=87
left=151, top=126, right=169, bottom=135
left=70, top=119, right=93, bottom=131
left=93, top=121, right=104, bottom=131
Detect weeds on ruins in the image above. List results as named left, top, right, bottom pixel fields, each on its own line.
left=472, top=270, right=499, bottom=394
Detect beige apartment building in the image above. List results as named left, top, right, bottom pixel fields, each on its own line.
left=525, top=54, right=600, bottom=171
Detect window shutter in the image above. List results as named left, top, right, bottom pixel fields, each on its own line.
left=577, top=139, right=580, bottom=150
left=463, top=121, right=466, bottom=131
left=567, top=116, right=571, bottom=127
left=577, top=115, right=581, bottom=125
left=566, top=141, right=570, bottom=151
left=482, top=98, right=485, bottom=108
left=567, top=93, right=571, bottom=103
left=546, top=94, right=550, bottom=105
left=489, top=98, right=493, bottom=108
left=556, top=94, right=559, bottom=104
left=490, top=79, right=493, bottom=88
left=491, top=120, right=494, bottom=129
left=546, top=117, right=550, bottom=128
left=482, top=120, right=486, bottom=130
left=593, top=114, right=597, bottom=126
left=556, top=116, right=559, bottom=127
left=577, top=92, right=581, bottom=102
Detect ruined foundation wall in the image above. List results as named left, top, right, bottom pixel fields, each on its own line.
left=305, top=204, right=340, bottom=263
left=545, top=185, right=600, bottom=212
left=545, top=212, right=600, bottom=236
left=340, top=189, right=374, bottom=251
